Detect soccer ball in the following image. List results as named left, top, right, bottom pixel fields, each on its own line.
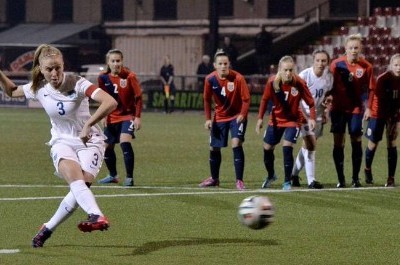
left=237, top=195, right=275, bottom=230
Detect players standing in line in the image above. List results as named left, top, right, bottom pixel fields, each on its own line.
left=256, top=55, right=316, bottom=190
left=291, top=50, right=333, bottom=189
left=199, top=49, right=250, bottom=190
left=363, top=53, right=400, bottom=187
left=0, top=44, right=117, bottom=247
left=329, top=33, right=376, bottom=188
left=97, top=49, right=143, bottom=187
left=160, top=55, right=176, bottom=113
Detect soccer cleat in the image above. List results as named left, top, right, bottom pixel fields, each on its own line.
left=336, top=182, right=346, bottom=188
left=78, top=214, right=109, bottom=233
left=291, top=175, right=301, bottom=187
left=385, top=176, right=395, bottom=187
left=236, top=179, right=245, bottom=190
left=32, top=225, right=52, bottom=248
left=308, top=180, right=323, bottom=189
left=199, top=177, right=220, bottom=187
left=123, top=177, right=134, bottom=187
left=364, top=169, right=374, bottom=184
left=282, top=181, right=291, bottom=191
left=351, top=180, right=362, bottom=188
left=98, top=175, right=119, bottom=184
left=261, top=174, right=277, bottom=189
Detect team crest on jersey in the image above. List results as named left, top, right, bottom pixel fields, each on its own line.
left=291, top=87, right=299, bottom=96
left=355, top=69, right=363, bottom=78
left=120, top=79, right=127, bottom=88
left=227, top=82, right=234, bottom=92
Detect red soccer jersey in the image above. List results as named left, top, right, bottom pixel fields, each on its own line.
left=330, top=56, right=375, bottom=114
left=203, top=70, right=250, bottom=122
left=98, top=67, right=143, bottom=124
left=258, top=75, right=316, bottom=127
left=368, top=71, right=400, bottom=119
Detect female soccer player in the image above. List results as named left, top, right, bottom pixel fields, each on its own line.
left=256, top=55, right=316, bottom=190
left=291, top=50, right=333, bottom=189
left=97, top=49, right=143, bottom=187
left=0, top=44, right=117, bottom=247
left=199, top=49, right=250, bottom=190
left=329, top=33, right=375, bottom=188
left=364, top=53, right=400, bottom=187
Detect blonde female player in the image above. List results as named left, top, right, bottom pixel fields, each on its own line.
left=0, top=44, right=117, bottom=247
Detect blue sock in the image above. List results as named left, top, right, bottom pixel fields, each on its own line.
left=351, top=141, right=362, bottom=181
left=104, top=147, right=117, bottom=177
left=209, top=150, right=221, bottom=179
left=365, top=147, right=375, bottom=169
left=120, top=142, right=134, bottom=179
left=263, top=149, right=275, bottom=178
left=233, top=146, right=244, bottom=181
left=333, top=146, right=345, bottom=182
left=282, top=146, right=293, bottom=183
left=388, top=147, right=397, bottom=177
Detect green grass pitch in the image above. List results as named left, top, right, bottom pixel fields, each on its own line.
left=0, top=107, right=399, bottom=265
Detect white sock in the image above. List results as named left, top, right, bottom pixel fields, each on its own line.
left=45, top=191, right=78, bottom=231
left=304, top=150, right=316, bottom=184
left=292, top=147, right=306, bottom=176
left=70, top=180, right=103, bottom=216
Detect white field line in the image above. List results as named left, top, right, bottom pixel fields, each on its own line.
left=0, top=249, right=20, bottom=254
left=0, top=184, right=392, bottom=201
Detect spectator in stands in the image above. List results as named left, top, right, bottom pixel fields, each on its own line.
left=0, top=44, right=117, bottom=247
left=97, top=49, right=143, bottom=187
left=363, top=53, right=400, bottom=187
left=199, top=49, right=250, bottom=190
left=160, top=55, right=176, bottom=113
left=256, top=55, right=316, bottom=190
left=222, top=36, right=238, bottom=69
left=329, top=33, right=376, bottom=188
left=291, top=50, right=333, bottom=189
left=196, top=54, right=213, bottom=92
left=254, top=24, right=273, bottom=75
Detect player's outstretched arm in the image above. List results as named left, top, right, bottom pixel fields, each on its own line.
left=0, top=70, right=25, bottom=97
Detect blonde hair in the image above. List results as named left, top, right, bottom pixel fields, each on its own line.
left=344, top=33, right=363, bottom=46
left=31, top=44, right=63, bottom=92
left=273, top=55, right=296, bottom=91
left=389, top=53, right=400, bottom=72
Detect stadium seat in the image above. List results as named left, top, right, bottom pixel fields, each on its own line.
left=359, top=25, right=369, bottom=37
left=357, top=16, right=368, bottom=26
left=368, top=16, right=377, bottom=26
left=383, top=7, right=393, bottom=16
left=339, top=26, right=349, bottom=35
left=348, top=26, right=359, bottom=35
left=386, top=15, right=397, bottom=28
left=381, top=27, right=391, bottom=37
left=373, top=7, right=383, bottom=17
left=375, top=15, right=386, bottom=27
left=395, top=7, right=400, bottom=16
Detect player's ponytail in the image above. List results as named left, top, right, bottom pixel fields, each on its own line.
left=31, top=44, right=63, bottom=93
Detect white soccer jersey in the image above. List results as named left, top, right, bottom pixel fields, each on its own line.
left=299, top=67, right=333, bottom=121
left=22, top=73, right=105, bottom=146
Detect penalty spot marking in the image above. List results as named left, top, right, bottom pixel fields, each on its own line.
left=0, top=249, right=20, bottom=254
